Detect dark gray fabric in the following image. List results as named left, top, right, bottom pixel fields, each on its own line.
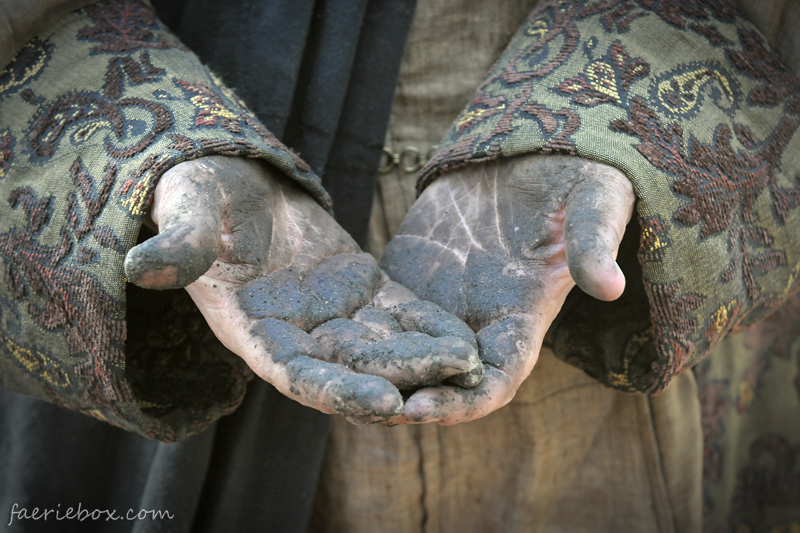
left=0, top=1, right=416, bottom=531
left=193, top=381, right=331, bottom=532
left=164, top=0, right=417, bottom=245
left=0, top=385, right=213, bottom=532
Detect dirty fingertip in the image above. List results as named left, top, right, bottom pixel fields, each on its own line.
left=327, top=374, right=404, bottom=420
left=125, top=238, right=217, bottom=290
left=401, top=394, right=444, bottom=424
left=432, top=338, right=482, bottom=377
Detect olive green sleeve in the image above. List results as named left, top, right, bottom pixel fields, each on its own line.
left=0, top=0, right=331, bottom=441
left=419, top=0, right=800, bottom=393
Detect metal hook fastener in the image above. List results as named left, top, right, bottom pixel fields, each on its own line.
left=379, top=145, right=439, bottom=174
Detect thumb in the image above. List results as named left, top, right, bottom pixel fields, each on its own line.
left=124, top=160, right=223, bottom=290
left=563, top=161, right=635, bottom=302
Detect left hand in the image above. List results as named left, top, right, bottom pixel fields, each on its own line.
left=381, top=154, right=636, bottom=424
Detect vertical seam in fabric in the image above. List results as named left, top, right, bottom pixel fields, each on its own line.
left=415, top=426, right=429, bottom=532
left=639, top=394, right=678, bottom=533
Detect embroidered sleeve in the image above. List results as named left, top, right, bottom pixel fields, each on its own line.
left=418, top=0, right=800, bottom=393
left=0, top=0, right=331, bottom=441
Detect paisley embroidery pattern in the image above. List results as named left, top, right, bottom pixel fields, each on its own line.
left=0, top=0, right=326, bottom=441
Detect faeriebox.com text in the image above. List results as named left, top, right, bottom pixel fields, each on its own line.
left=6, top=503, right=174, bottom=526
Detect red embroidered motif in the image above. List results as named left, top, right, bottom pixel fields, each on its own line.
left=104, top=52, right=165, bottom=99
left=176, top=80, right=244, bottom=134
left=0, top=180, right=129, bottom=408
left=578, top=0, right=646, bottom=32
left=479, top=0, right=581, bottom=88
left=637, top=215, right=670, bottom=263
left=728, top=29, right=800, bottom=114
left=0, top=133, right=12, bottom=178
left=578, top=0, right=735, bottom=37
left=644, top=280, right=704, bottom=373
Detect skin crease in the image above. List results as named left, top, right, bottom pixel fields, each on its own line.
left=124, top=156, right=482, bottom=424
left=381, top=154, right=636, bottom=425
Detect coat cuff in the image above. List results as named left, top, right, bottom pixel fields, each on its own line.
left=418, top=0, right=800, bottom=393
left=0, top=0, right=331, bottom=441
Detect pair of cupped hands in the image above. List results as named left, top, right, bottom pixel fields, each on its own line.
left=124, top=154, right=635, bottom=425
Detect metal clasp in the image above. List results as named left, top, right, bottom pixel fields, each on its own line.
left=379, top=145, right=438, bottom=174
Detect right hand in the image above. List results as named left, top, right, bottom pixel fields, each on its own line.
left=381, top=154, right=636, bottom=425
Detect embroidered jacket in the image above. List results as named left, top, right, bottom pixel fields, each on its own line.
left=420, top=0, right=800, bottom=395
left=0, top=0, right=798, bottom=475
left=0, top=0, right=330, bottom=441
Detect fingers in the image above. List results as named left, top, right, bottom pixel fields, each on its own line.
left=248, top=318, right=404, bottom=420
left=394, top=366, right=513, bottom=425
left=235, top=253, right=386, bottom=331
left=315, top=299, right=483, bottom=390
left=445, top=365, right=485, bottom=388
left=396, top=314, right=540, bottom=424
left=352, top=306, right=404, bottom=337
left=125, top=161, right=222, bottom=290
left=563, top=162, right=635, bottom=301
left=387, top=300, right=477, bottom=348
left=311, top=319, right=479, bottom=390
left=234, top=260, right=483, bottom=393
left=383, top=299, right=483, bottom=388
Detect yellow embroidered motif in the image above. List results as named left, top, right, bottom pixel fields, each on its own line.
left=640, top=223, right=666, bottom=254
left=587, top=62, right=620, bottom=101
left=608, top=329, right=652, bottom=390
left=72, top=121, right=107, bottom=144
left=1, top=333, right=70, bottom=388
left=457, top=104, right=506, bottom=129
left=120, top=153, right=171, bottom=216
left=527, top=19, right=549, bottom=39
left=785, top=261, right=800, bottom=294
left=0, top=40, right=50, bottom=93
left=86, top=409, right=112, bottom=423
left=708, top=300, right=739, bottom=337
left=657, top=68, right=734, bottom=114
left=189, top=94, right=239, bottom=125
left=607, top=371, right=631, bottom=389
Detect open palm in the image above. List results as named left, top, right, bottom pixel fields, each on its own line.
left=382, top=155, right=636, bottom=424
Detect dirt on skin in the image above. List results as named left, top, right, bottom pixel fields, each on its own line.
left=238, top=257, right=481, bottom=388
left=126, top=155, right=488, bottom=422
left=378, top=155, right=635, bottom=423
